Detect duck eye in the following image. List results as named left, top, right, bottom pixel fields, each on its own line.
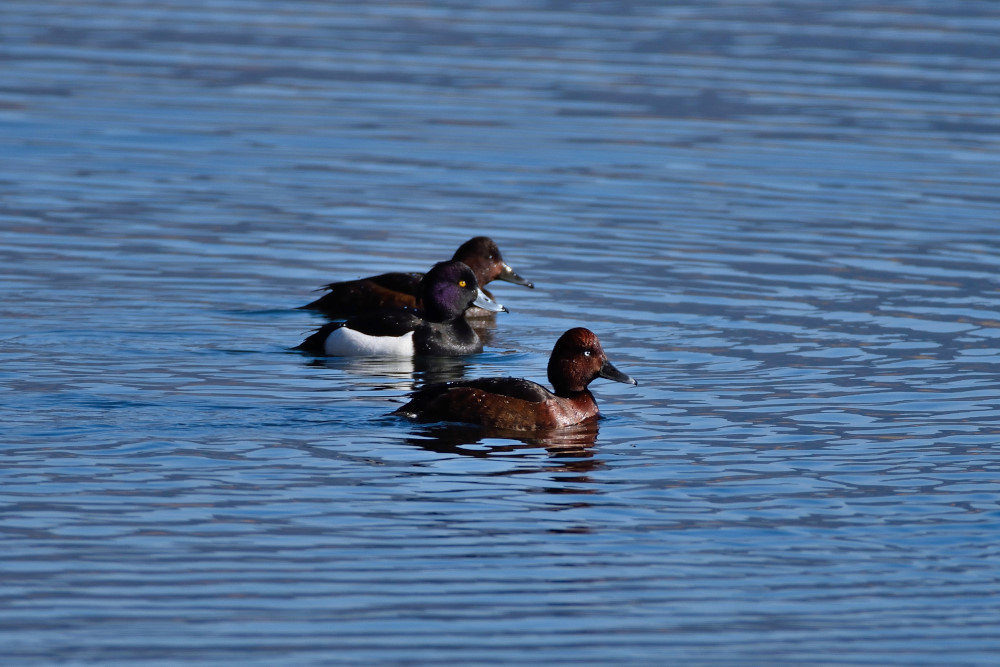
left=458, top=280, right=467, bottom=288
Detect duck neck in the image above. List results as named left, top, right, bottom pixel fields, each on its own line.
left=555, top=388, right=596, bottom=405
left=450, top=316, right=478, bottom=344
left=554, top=389, right=599, bottom=423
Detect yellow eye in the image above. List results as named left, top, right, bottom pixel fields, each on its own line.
left=458, top=280, right=467, bottom=288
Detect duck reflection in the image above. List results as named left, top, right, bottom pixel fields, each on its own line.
left=403, top=419, right=603, bottom=478
left=413, top=355, right=473, bottom=386
left=304, top=354, right=471, bottom=389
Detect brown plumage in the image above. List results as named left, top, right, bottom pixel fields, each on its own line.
left=395, top=328, right=637, bottom=431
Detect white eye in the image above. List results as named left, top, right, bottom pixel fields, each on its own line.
left=583, top=350, right=592, bottom=357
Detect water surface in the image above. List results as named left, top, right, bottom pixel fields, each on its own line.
left=3, top=1, right=1000, bottom=664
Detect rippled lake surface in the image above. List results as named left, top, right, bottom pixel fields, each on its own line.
left=4, top=1, right=1000, bottom=664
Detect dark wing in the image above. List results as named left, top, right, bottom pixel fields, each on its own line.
left=363, top=272, right=423, bottom=294
left=395, top=378, right=556, bottom=429
left=403, top=377, right=552, bottom=409
left=341, top=309, right=424, bottom=337
left=450, top=377, right=554, bottom=403
left=301, top=272, right=423, bottom=318
left=331, top=308, right=424, bottom=336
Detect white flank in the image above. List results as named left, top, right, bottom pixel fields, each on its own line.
left=324, top=327, right=415, bottom=357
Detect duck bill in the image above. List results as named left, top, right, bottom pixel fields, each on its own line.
left=599, top=359, right=637, bottom=386
left=473, top=288, right=508, bottom=313
left=497, top=263, right=534, bottom=289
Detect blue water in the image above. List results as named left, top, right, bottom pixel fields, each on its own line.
left=3, top=1, right=1000, bottom=664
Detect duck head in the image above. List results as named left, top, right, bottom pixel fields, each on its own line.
left=421, top=260, right=507, bottom=321
left=547, top=327, right=637, bottom=396
left=452, top=236, right=534, bottom=289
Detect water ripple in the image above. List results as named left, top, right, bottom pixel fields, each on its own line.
left=3, top=0, right=1000, bottom=664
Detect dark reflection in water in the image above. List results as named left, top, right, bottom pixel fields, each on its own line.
left=406, top=420, right=600, bottom=457
left=302, top=353, right=476, bottom=387
left=403, top=421, right=604, bottom=498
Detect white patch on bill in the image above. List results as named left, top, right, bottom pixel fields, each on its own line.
left=324, top=327, right=415, bottom=357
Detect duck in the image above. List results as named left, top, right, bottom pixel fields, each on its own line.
left=295, top=260, right=506, bottom=357
left=301, top=236, right=533, bottom=319
left=394, top=328, right=637, bottom=430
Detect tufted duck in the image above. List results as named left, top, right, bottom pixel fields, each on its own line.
left=296, top=260, right=506, bottom=356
